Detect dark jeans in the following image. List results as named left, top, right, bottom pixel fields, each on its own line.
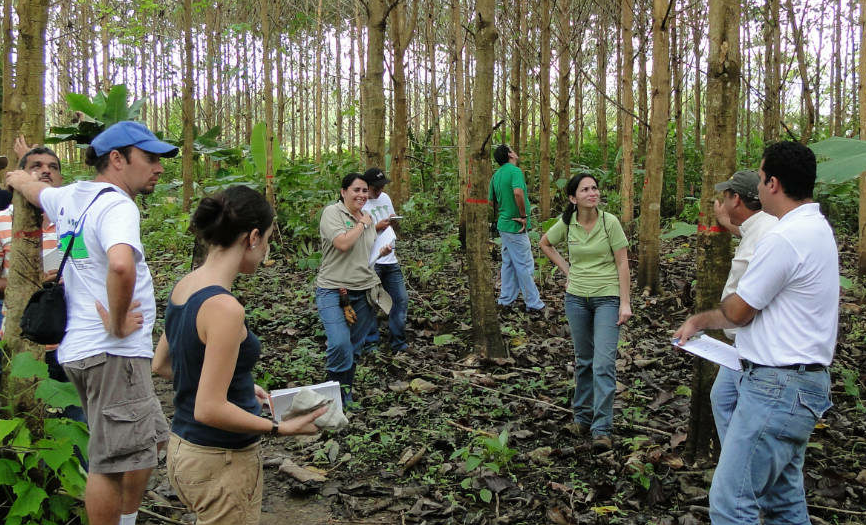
left=365, top=263, right=408, bottom=351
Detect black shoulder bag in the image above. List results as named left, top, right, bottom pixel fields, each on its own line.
left=20, top=187, right=115, bottom=344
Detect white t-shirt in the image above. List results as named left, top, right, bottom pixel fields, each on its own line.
left=720, top=211, right=778, bottom=340
left=39, top=181, right=156, bottom=363
left=362, top=192, right=398, bottom=265
left=735, top=203, right=838, bottom=367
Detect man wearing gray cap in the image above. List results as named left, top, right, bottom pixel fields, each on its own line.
left=710, top=169, right=777, bottom=443
left=5, top=121, right=177, bottom=525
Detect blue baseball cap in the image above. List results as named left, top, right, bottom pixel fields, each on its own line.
left=91, top=121, right=179, bottom=158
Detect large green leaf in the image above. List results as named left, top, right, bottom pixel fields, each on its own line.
left=35, top=379, right=81, bottom=409
left=661, top=221, right=697, bottom=239
left=0, top=418, right=24, bottom=443
left=102, top=85, right=130, bottom=126
left=808, top=137, right=866, bottom=184
left=34, top=438, right=73, bottom=472
left=0, top=458, right=21, bottom=485
left=9, top=352, right=48, bottom=380
left=9, top=480, right=48, bottom=519
left=65, top=93, right=101, bottom=120
left=250, top=122, right=267, bottom=175
left=44, top=419, right=89, bottom=461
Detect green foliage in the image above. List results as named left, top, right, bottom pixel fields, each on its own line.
left=46, top=84, right=145, bottom=145
left=1, top=353, right=87, bottom=524
left=661, top=221, right=698, bottom=239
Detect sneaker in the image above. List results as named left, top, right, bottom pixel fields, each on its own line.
left=591, top=435, right=612, bottom=451
left=565, top=422, right=590, bottom=437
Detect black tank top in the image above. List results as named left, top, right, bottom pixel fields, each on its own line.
left=166, top=285, right=261, bottom=448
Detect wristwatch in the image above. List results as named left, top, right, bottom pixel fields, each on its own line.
left=270, top=420, right=279, bottom=436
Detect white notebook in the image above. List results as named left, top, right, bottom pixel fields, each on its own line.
left=673, top=334, right=742, bottom=371
left=268, top=380, right=343, bottom=421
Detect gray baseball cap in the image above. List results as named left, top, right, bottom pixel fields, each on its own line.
left=714, top=169, right=760, bottom=199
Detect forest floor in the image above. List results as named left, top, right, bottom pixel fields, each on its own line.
left=141, top=226, right=866, bottom=525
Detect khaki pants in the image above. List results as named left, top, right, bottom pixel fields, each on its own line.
left=166, top=433, right=263, bottom=525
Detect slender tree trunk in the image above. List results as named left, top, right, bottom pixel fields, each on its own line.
left=1, top=0, right=50, bottom=419
left=335, top=19, right=343, bottom=154
left=100, top=2, right=110, bottom=91
left=637, top=5, right=649, bottom=163
left=785, top=0, right=814, bottom=143
left=672, top=12, right=685, bottom=215
left=389, top=0, right=417, bottom=211
left=620, top=0, right=635, bottom=226
left=454, top=0, right=469, bottom=241
left=427, top=2, right=440, bottom=178
left=574, top=50, right=583, bottom=159
left=636, top=0, right=671, bottom=294
left=687, top=0, right=738, bottom=462
left=467, top=0, right=505, bottom=358
left=833, top=0, right=843, bottom=136
left=363, top=0, right=388, bottom=169
left=355, top=0, right=366, bottom=152
left=857, top=0, right=866, bottom=277
left=181, top=0, right=194, bottom=212
left=596, top=14, right=608, bottom=170
left=763, top=0, right=781, bottom=143
left=314, top=0, right=323, bottom=163
left=539, top=0, right=552, bottom=219
left=510, top=0, right=523, bottom=156
left=692, top=6, right=703, bottom=151
left=554, top=0, right=571, bottom=194
left=261, top=0, right=275, bottom=205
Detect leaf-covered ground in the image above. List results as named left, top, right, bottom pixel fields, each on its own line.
left=143, top=228, right=866, bottom=525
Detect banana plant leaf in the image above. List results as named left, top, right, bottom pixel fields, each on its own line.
left=808, top=137, right=866, bottom=184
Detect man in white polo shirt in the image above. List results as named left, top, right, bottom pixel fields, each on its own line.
left=674, top=141, right=837, bottom=525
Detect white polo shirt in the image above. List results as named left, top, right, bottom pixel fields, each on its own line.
left=735, top=203, right=838, bottom=367
left=720, top=211, right=778, bottom=340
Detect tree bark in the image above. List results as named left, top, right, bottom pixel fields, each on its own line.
left=687, top=0, right=738, bottom=462
left=596, top=14, right=608, bottom=170
left=181, top=0, right=194, bottom=212
left=637, top=4, right=648, bottom=163
left=554, top=0, right=571, bottom=196
left=389, top=0, right=418, bottom=211
left=672, top=12, right=685, bottom=215
left=466, top=0, right=505, bottom=358
left=785, top=0, right=814, bottom=144
left=261, top=0, right=275, bottom=205
left=539, top=0, right=552, bottom=220
left=363, top=0, right=388, bottom=169
left=692, top=7, right=703, bottom=151
left=0, top=0, right=50, bottom=420
left=509, top=0, right=523, bottom=156
left=763, top=0, right=781, bottom=143
left=314, top=0, right=323, bottom=163
left=857, top=0, right=866, bottom=277
left=833, top=0, right=843, bottom=136
left=636, top=0, right=671, bottom=294
left=454, top=0, right=469, bottom=242
left=620, top=0, right=635, bottom=226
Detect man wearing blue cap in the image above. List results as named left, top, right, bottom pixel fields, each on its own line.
left=6, top=121, right=178, bottom=525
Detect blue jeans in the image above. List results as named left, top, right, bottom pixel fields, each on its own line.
left=564, top=294, right=620, bottom=436
left=316, top=288, right=377, bottom=373
left=365, top=263, right=408, bottom=351
left=710, top=365, right=742, bottom=444
left=498, top=231, right=544, bottom=310
left=709, top=365, right=832, bottom=525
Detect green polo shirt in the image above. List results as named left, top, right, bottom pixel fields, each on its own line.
left=316, top=201, right=380, bottom=290
left=545, top=211, right=628, bottom=297
left=489, top=162, right=532, bottom=232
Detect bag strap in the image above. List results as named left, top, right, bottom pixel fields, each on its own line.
left=54, top=187, right=116, bottom=282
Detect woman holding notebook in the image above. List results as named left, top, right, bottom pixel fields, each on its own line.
left=152, top=186, right=326, bottom=525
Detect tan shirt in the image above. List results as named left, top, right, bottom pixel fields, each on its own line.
left=316, top=201, right=381, bottom=290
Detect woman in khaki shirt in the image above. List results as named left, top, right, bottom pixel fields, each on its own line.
left=316, top=173, right=391, bottom=407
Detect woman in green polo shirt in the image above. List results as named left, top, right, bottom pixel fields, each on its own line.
left=540, top=173, right=632, bottom=451
left=316, top=172, right=391, bottom=407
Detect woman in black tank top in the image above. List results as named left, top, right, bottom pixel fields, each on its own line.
left=152, top=186, right=327, bottom=524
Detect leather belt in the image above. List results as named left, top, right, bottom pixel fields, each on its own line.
left=740, top=359, right=825, bottom=372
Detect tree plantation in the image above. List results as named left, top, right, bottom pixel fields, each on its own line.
left=1, top=0, right=865, bottom=523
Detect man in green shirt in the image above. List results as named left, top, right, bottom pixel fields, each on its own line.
left=488, top=144, right=544, bottom=312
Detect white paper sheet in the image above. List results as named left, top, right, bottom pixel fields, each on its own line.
left=369, top=226, right=396, bottom=267
left=268, top=380, right=343, bottom=422
left=673, top=334, right=742, bottom=371
left=43, top=248, right=62, bottom=273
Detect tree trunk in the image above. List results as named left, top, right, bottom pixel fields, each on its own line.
left=0, top=0, right=49, bottom=420
left=833, top=0, right=843, bottom=136
left=620, top=0, right=635, bottom=226
left=100, top=2, right=110, bottom=91
left=554, top=0, right=571, bottom=195
left=467, top=0, right=505, bottom=358
left=363, top=0, right=388, bottom=169
left=539, top=0, right=552, bottom=220
left=181, top=0, right=194, bottom=212
left=636, top=0, right=671, bottom=294
left=785, top=0, right=814, bottom=144
left=261, top=0, right=275, bottom=205
left=672, top=12, right=685, bottom=215
left=427, top=2, right=440, bottom=178
left=687, top=0, right=738, bottom=462
left=692, top=7, right=703, bottom=151
left=335, top=20, right=343, bottom=154
left=637, top=4, right=649, bottom=163
left=454, top=0, right=469, bottom=242
left=389, top=0, right=418, bottom=211
left=510, top=0, right=523, bottom=156
left=763, top=0, right=781, bottom=143
left=596, top=15, right=608, bottom=170
left=857, top=0, right=866, bottom=277
left=314, top=0, right=323, bottom=163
